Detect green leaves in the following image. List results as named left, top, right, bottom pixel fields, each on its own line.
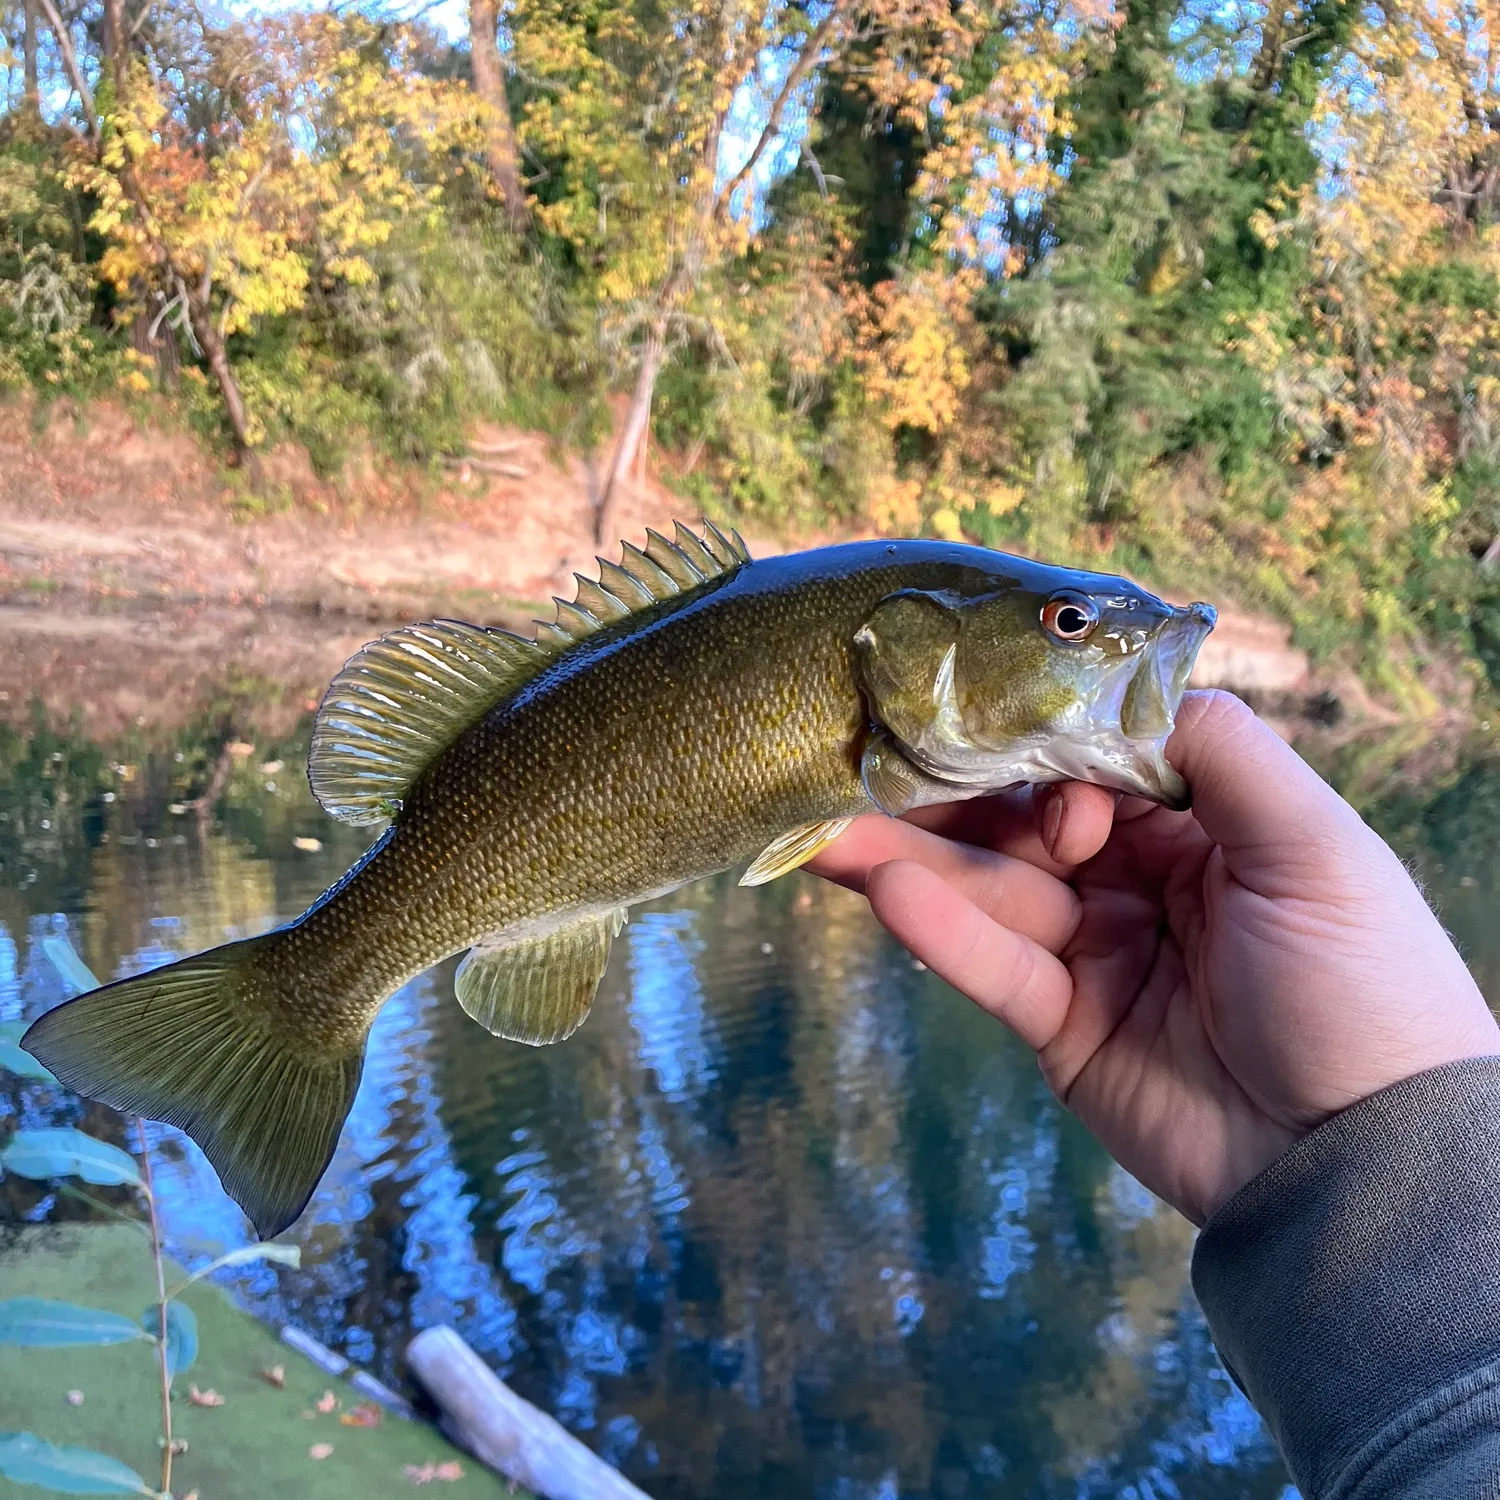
left=177, top=1241, right=302, bottom=1289
left=41, top=936, right=102, bottom=997
left=0, top=1022, right=56, bottom=1083
left=142, top=1301, right=198, bottom=1379
left=0, top=1433, right=151, bottom=1494
left=0, top=1130, right=141, bottom=1188
left=0, top=1300, right=151, bottom=1349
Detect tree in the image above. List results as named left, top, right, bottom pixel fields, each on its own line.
left=468, top=0, right=530, bottom=231
left=512, top=0, right=1119, bottom=540
left=31, top=4, right=486, bottom=463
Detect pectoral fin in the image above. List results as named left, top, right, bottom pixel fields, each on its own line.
left=860, top=729, right=932, bottom=816
left=740, top=818, right=853, bottom=887
left=455, top=909, right=628, bottom=1046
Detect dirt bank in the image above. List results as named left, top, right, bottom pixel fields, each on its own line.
left=0, top=396, right=1331, bottom=726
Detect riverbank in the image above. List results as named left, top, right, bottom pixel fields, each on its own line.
left=0, top=396, right=1372, bottom=730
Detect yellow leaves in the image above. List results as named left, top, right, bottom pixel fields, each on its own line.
left=70, top=3, right=483, bottom=403
left=859, top=268, right=983, bottom=434
left=1307, top=9, right=1466, bottom=274
left=928, top=506, right=966, bottom=541
left=869, top=475, right=926, bottom=534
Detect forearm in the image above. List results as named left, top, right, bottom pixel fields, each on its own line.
left=1192, top=1057, right=1500, bottom=1500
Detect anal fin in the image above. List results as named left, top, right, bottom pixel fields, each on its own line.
left=740, top=818, right=853, bottom=887
left=455, top=910, right=627, bottom=1046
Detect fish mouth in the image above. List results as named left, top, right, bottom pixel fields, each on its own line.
left=1105, top=601, right=1217, bottom=809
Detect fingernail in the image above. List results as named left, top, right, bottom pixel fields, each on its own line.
left=1042, top=792, right=1064, bottom=858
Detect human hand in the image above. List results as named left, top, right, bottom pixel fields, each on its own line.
left=809, top=690, right=1500, bottom=1224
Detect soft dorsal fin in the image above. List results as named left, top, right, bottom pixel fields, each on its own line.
left=309, top=521, right=751, bottom=825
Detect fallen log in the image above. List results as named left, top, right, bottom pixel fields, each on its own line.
left=406, top=1325, right=652, bottom=1500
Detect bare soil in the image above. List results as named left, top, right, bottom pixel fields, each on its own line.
left=0, top=395, right=1341, bottom=739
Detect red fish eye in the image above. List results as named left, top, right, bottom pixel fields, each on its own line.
left=1042, top=593, right=1099, bottom=641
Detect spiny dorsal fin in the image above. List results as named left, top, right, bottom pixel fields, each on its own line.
left=535, top=520, right=751, bottom=644
left=309, top=521, right=751, bottom=825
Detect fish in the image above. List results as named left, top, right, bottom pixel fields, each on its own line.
left=23, top=524, right=1216, bottom=1238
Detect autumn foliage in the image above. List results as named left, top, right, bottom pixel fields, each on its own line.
left=3, top=0, right=1500, bottom=700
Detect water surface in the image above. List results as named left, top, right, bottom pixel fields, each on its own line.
left=1, top=673, right=1492, bottom=1500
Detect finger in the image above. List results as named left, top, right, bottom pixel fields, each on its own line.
left=808, top=818, right=1083, bottom=953
left=866, top=860, right=1073, bottom=1052
left=902, top=781, right=1113, bottom=872
left=1030, top=782, right=1118, bottom=867
left=1166, top=690, right=1365, bottom=860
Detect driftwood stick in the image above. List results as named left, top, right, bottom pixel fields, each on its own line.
left=441, top=455, right=530, bottom=478
left=407, top=1326, right=652, bottom=1500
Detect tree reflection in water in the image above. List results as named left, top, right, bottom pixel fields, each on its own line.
left=4, top=704, right=1492, bottom=1499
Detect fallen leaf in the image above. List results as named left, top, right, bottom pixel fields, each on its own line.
left=340, top=1402, right=382, bottom=1428
left=188, top=1385, right=224, bottom=1407
left=258, top=1364, right=286, bottom=1388
left=309, top=1442, right=334, bottom=1460
left=316, top=1389, right=338, bottom=1414
left=404, top=1462, right=464, bottom=1485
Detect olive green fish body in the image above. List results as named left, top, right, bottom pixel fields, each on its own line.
left=24, top=528, right=1216, bottom=1238
left=291, top=543, right=1020, bottom=1001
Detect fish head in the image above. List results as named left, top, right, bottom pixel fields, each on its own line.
left=853, top=566, right=1217, bottom=809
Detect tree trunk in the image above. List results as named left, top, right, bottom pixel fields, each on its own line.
left=22, top=0, right=40, bottom=114
left=101, top=0, right=128, bottom=88
left=469, top=0, right=530, bottom=233
left=594, top=320, right=665, bottom=545
left=189, top=299, right=255, bottom=468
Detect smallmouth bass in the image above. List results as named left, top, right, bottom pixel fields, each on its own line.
left=24, top=524, right=1216, bottom=1237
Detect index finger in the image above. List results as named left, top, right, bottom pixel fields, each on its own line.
left=807, top=778, right=1117, bottom=891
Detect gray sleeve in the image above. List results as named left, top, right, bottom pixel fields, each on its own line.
left=1190, top=1057, right=1500, bottom=1500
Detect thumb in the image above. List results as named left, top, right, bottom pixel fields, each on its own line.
left=1166, top=691, right=1366, bottom=865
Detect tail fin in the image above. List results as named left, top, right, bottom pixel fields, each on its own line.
left=22, top=937, right=365, bottom=1239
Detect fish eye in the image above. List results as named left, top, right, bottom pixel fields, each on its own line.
left=1041, top=592, right=1100, bottom=642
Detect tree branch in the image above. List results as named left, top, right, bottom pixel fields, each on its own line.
left=34, top=0, right=98, bottom=141
left=714, top=3, right=846, bottom=223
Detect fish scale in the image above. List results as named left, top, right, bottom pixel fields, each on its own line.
left=23, top=527, right=1215, bottom=1238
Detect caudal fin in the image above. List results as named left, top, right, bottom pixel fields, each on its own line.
left=22, top=937, right=365, bottom=1239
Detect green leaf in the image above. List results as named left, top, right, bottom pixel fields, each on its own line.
left=0, top=1432, right=150, bottom=1494
left=0, top=1024, right=56, bottom=1083
left=40, top=936, right=102, bottom=998
left=142, top=1301, right=198, bottom=1379
left=0, top=1130, right=140, bottom=1188
left=0, top=1300, right=151, bottom=1348
left=179, top=1241, right=301, bottom=1288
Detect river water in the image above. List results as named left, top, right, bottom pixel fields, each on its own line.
left=0, top=645, right=1493, bottom=1500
